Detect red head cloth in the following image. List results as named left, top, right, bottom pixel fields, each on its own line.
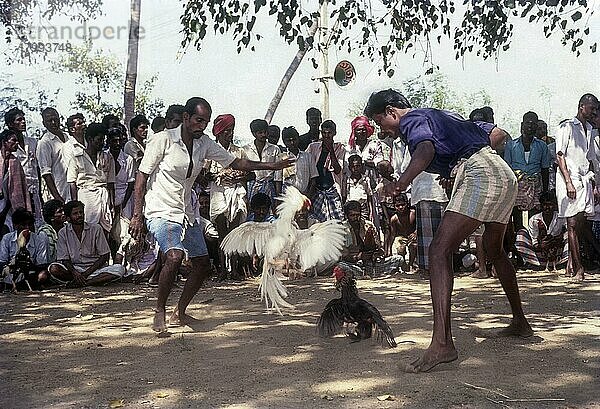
left=212, top=114, right=235, bottom=136
left=348, top=115, right=375, bottom=150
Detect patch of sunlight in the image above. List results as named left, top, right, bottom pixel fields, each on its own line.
left=268, top=352, right=313, bottom=364
left=94, top=294, right=145, bottom=302
left=148, top=387, right=182, bottom=402
left=397, top=311, right=430, bottom=318
left=222, top=404, right=257, bottom=409
left=210, top=340, right=244, bottom=349
left=458, top=357, right=486, bottom=367
left=313, top=376, right=395, bottom=394
left=274, top=319, right=314, bottom=327
left=545, top=372, right=595, bottom=388
left=217, top=321, right=263, bottom=331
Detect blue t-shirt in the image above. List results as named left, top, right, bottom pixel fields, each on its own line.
left=399, top=108, right=495, bottom=178
left=503, top=136, right=550, bottom=176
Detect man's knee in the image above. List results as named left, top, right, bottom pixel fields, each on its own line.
left=165, top=249, right=185, bottom=266
left=428, top=238, right=453, bottom=264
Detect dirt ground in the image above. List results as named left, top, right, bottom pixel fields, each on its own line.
left=1, top=269, right=598, bottom=409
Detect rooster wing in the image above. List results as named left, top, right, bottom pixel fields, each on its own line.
left=221, top=221, right=279, bottom=257
left=353, top=299, right=397, bottom=348
left=316, top=297, right=345, bottom=337
left=289, top=220, right=347, bottom=271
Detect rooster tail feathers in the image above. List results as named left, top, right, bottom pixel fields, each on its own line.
left=258, top=263, right=294, bottom=315
left=375, top=322, right=397, bottom=348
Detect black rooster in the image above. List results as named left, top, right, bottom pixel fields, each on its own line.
left=317, top=263, right=397, bottom=348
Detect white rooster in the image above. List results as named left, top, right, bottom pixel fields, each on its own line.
left=221, top=186, right=347, bottom=314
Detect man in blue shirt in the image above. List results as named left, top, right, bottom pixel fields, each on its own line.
left=504, top=111, right=550, bottom=230
left=365, top=89, right=532, bottom=373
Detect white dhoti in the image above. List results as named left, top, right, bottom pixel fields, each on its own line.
left=78, top=186, right=113, bottom=231
left=209, top=183, right=247, bottom=223
left=557, top=170, right=594, bottom=218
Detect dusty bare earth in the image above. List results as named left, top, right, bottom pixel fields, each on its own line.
left=1, top=270, right=599, bottom=409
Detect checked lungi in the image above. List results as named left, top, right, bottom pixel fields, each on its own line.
left=415, top=200, right=447, bottom=270
left=447, top=146, right=517, bottom=224
left=515, top=228, right=568, bottom=267
left=311, top=185, right=343, bottom=222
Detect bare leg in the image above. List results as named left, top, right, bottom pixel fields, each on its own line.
left=170, top=255, right=211, bottom=326
left=471, top=234, right=489, bottom=278
left=153, top=249, right=185, bottom=332
left=482, top=222, right=533, bottom=337
left=405, top=211, right=481, bottom=373
left=566, top=215, right=584, bottom=280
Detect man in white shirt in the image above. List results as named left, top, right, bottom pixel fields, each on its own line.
left=63, top=113, right=87, bottom=167
left=556, top=93, right=600, bottom=281
left=244, top=118, right=283, bottom=209
left=281, top=126, right=317, bottom=195
left=129, top=97, right=294, bottom=333
left=37, top=108, right=70, bottom=202
left=5, top=108, right=42, bottom=225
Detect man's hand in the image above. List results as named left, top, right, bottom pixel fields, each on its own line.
left=383, top=180, right=409, bottom=196
left=271, top=157, right=295, bottom=170
left=129, top=214, right=145, bottom=241
left=566, top=181, right=576, bottom=199
left=72, top=270, right=87, bottom=287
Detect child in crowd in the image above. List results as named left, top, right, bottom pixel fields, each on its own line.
left=343, top=154, right=372, bottom=220
left=385, top=193, right=417, bottom=271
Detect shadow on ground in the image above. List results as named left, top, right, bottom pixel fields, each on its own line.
left=0, top=270, right=598, bottom=408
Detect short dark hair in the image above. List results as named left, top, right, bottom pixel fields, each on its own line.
left=281, top=126, right=299, bottom=139
left=101, top=114, right=121, bottom=129
left=364, top=89, right=412, bottom=118
left=321, top=119, right=336, bottom=133
left=522, top=111, right=539, bottom=122
left=129, top=114, right=149, bottom=136
left=63, top=200, right=84, bottom=217
left=41, top=107, right=58, bottom=118
left=250, top=119, right=269, bottom=134
left=268, top=124, right=280, bottom=134
left=11, top=207, right=34, bottom=226
left=579, top=93, right=598, bottom=108
left=480, top=106, right=494, bottom=123
left=539, top=191, right=557, bottom=205
left=5, top=107, right=25, bottom=126
left=250, top=192, right=271, bottom=209
left=469, top=109, right=486, bottom=122
left=85, top=122, right=107, bottom=144
left=151, top=116, right=165, bottom=133
left=66, top=113, right=85, bottom=129
left=183, top=97, right=211, bottom=116
left=347, top=154, right=362, bottom=164
left=0, top=129, right=18, bottom=143
left=165, top=104, right=185, bottom=120
left=106, top=126, right=123, bottom=141
left=306, top=107, right=321, bottom=118
left=343, top=200, right=362, bottom=214
left=42, top=199, right=64, bottom=224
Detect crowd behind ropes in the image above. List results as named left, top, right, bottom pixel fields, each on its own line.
left=1, top=92, right=599, bottom=293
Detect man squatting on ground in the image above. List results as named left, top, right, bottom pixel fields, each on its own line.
left=128, top=97, right=294, bottom=333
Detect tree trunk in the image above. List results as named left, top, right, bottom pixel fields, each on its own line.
left=264, top=21, right=319, bottom=123
left=123, top=0, right=141, bottom=126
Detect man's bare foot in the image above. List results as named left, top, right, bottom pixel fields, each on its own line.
left=495, top=319, right=533, bottom=338
left=403, top=344, right=458, bottom=373
left=152, top=310, right=167, bottom=333
left=572, top=268, right=584, bottom=281
left=169, top=309, right=200, bottom=327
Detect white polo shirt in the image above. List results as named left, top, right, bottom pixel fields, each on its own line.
left=139, top=126, right=236, bottom=225
left=37, top=130, right=70, bottom=200
left=243, top=141, right=283, bottom=182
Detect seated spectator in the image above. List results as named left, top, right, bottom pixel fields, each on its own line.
left=385, top=193, right=417, bottom=270
left=343, top=154, right=373, bottom=220
left=115, top=223, right=160, bottom=285
left=247, top=192, right=275, bottom=222
left=37, top=199, right=65, bottom=263
left=49, top=200, right=125, bottom=287
left=0, top=208, right=48, bottom=290
left=515, top=192, right=567, bottom=270
left=341, top=200, right=382, bottom=269
left=195, top=190, right=223, bottom=278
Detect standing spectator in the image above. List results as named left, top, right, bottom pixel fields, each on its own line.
left=244, top=119, right=283, bottom=206
left=347, top=115, right=373, bottom=154
left=128, top=97, right=293, bottom=332
left=365, top=89, right=532, bottom=372
left=343, top=154, right=372, bottom=219
left=281, top=126, right=317, bottom=195
left=537, top=119, right=557, bottom=191
left=298, top=107, right=322, bottom=151
left=555, top=93, right=600, bottom=281
left=107, top=127, right=135, bottom=220
left=67, top=123, right=115, bottom=235
left=306, top=120, right=345, bottom=221
left=164, top=104, right=185, bottom=130
left=49, top=200, right=125, bottom=287
left=5, top=108, right=42, bottom=225
left=124, top=114, right=149, bottom=165
left=63, top=113, right=87, bottom=167
left=37, top=199, right=65, bottom=263
left=267, top=124, right=281, bottom=146
left=0, top=129, right=32, bottom=233
left=504, top=111, right=550, bottom=230
left=151, top=116, right=166, bottom=134
left=206, top=114, right=249, bottom=280
left=37, top=107, right=70, bottom=202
